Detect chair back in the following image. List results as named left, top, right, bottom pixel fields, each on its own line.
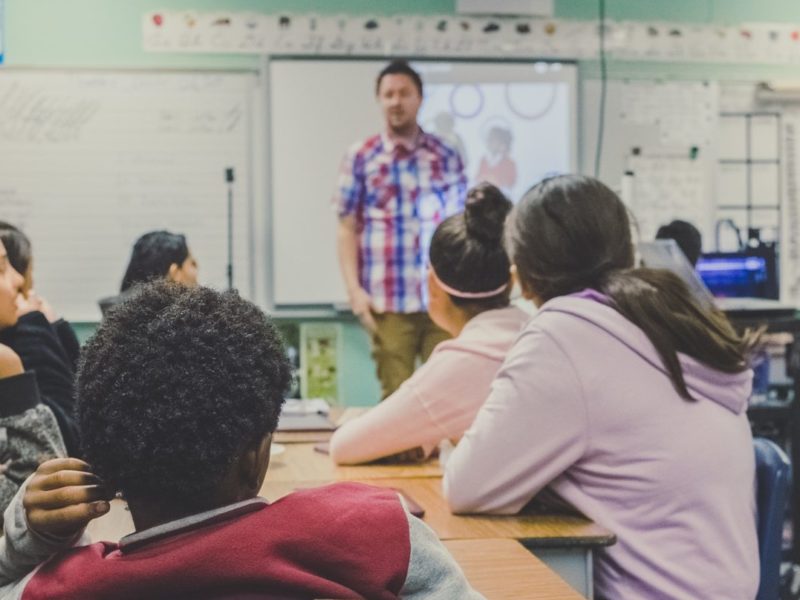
left=754, top=437, right=791, bottom=600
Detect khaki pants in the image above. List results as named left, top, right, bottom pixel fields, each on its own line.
left=371, top=312, right=450, bottom=400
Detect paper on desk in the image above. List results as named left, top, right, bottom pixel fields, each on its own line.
left=282, top=398, right=330, bottom=416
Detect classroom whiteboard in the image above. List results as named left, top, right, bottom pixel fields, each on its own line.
left=0, top=70, right=256, bottom=321
left=269, top=58, right=578, bottom=308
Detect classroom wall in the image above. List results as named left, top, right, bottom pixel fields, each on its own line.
left=10, top=0, right=800, bottom=406
left=9, top=0, right=800, bottom=70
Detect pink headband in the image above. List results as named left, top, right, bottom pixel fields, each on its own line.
left=430, top=267, right=509, bottom=299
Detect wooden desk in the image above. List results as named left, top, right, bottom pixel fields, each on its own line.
left=261, top=477, right=612, bottom=547
left=87, top=509, right=580, bottom=599
left=260, top=477, right=612, bottom=599
left=444, top=539, right=583, bottom=600
left=267, top=442, right=442, bottom=482
left=87, top=442, right=611, bottom=598
left=87, top=477, right=610, bottom=599
left=274, top=407, right=364, bottom=444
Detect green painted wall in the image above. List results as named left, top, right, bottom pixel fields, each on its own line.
left=9, top=1, right=800, bottom=70
left=9, top=0, right=800, bottom=406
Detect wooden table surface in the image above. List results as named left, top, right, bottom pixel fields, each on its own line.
left=86, top=509, right=581, bottom=599
left=444, top=539, right=583, bottom=599
left=260, top=477, right=614, bottom=548
left=273, top=407, right=363, bottom=444
left=267, top=441, right=442, bottom=482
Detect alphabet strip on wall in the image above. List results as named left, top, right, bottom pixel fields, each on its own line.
left=142, top=11, right=800, bottom=64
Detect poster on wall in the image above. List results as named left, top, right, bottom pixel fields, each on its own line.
left=300, top=323, right=340, bottom=404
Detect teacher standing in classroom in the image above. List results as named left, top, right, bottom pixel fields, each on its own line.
left=336, top=60, right=467, bottom=399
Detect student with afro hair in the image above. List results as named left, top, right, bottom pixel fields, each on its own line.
left=0, top=281, right=481, bottom=599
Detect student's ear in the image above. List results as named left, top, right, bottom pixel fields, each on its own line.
left=167, top=262, right=182, bottom=284
left=22, top=262, right=34, bottom=296
left=167, top=262, right=179, bottom=283
left=239, top=433, right=272, bottom=496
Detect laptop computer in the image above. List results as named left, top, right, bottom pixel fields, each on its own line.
left=638, top=240, right=796, bottom=318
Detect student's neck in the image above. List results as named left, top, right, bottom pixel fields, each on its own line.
left=127, top=490, right=255, bottom=532
left=443, top=307, right=477, bottom=337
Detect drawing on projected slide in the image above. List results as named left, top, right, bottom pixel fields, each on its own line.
left=505, top=82, right=558, bottom=120
left=433, top=112, right=468, bottom=166
left=449, top=84, right=484, bottom=119
left=475, top=121, right=517, bottom=196
left=420, top=80, right=568, bottom=200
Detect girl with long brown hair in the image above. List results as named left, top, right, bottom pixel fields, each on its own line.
left=443, top=175, right=758, bottom=599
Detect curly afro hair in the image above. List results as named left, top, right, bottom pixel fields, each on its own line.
left=76, top=281, right=291, bottom=509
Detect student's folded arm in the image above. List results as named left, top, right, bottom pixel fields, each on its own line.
left=0, top=312, right=75, bottom=406
left=51, top=320, right=81, bottom=373
left=0, top=313, right=79, bottom=455
left=398, top=504, right=484, bottom=599
left=0, top=372, right=67, bottom=515
left=329, top=373, right=444, bottom=465
left=443, top=327, right=588, bottom=515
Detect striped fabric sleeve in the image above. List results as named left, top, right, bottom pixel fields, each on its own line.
left=334, top=147, right=366, bottom=218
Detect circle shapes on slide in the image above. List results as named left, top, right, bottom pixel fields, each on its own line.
left=504, top=83, right=559, bottom=121
left=449, top=84, right=484, bottom=119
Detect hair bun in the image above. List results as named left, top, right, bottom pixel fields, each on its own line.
left=464, top=183, right=513, bottom=243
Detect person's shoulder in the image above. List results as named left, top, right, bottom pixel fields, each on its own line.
left=268, top=483, right=410, bottom=546
left=422, top=131, right=461, bottom=160
left=347, top=134, right=384, bottom=160
left=278, top=482, right=403, bottom=516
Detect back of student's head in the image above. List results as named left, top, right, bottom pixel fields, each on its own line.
left=120, top=230, right=188, bottom=292
left=508, top=174, right=750, bottom=400
left=76, top=281, right=291, bottom=512
left=0, top=221, right=32, bottom=277
left=429, top=182, right=513, bottom=313
left=656, top=219, right=702, bottom=266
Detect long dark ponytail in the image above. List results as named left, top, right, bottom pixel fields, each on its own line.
left=508, top=175, right=751, bottom=400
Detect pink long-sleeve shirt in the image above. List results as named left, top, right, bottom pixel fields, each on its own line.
left=330, top=306, right=529, bottom=465
left=443, top=293, right=759, bottom=600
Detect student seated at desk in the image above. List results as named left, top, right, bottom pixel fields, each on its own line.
left=0, top=282, right=481, bottom=599
left=0, top=224, right=79, bottom=456
left=655, top=219, right=702, bottom=267
left=443, top=175, right=759, bottom=600
left=98, top=230, right=198, bottom=316
left=0, top=222, right=81, bottom=371
left=330, top=183, right=529, bottom=465
left=0, top=239, right=67, bottom=514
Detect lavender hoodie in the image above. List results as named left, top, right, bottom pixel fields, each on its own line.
left=443, top=293, right=758, bottom=600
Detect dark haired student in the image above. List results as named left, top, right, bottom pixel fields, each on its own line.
left=655, top=219, right=703, bottom=267
left=0, top=239, right=66, bottom=512
left=336, top=59, right=467, bottom=399
left=331, top=183, right=528, bottom=464
left=98, top=229, right=198, bottom=316
left=0, top=222, right=81, bottom=455
left=444, top=175, right=758, bottom=599
left=0, top=282, right=481, bottom=599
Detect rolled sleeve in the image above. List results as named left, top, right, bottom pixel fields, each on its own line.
left=334, top=149, right=366, bottom=218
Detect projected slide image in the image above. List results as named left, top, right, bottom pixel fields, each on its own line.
left=419, top=79, right=572, bottom=202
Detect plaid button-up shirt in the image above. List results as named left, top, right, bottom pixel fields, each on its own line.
left=335, top=130, right=466, bottom=313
